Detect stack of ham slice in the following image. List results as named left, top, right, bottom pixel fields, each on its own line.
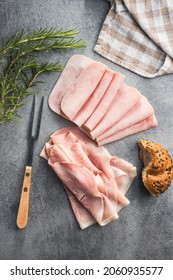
left=40, top=127, right=137, bottom=229
left=49, top=55, right=158, bottom=145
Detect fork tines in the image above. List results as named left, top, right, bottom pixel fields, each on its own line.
left=28, top=95, right=44, bottom=140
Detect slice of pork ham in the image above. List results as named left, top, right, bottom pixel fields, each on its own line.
left=110, top=156, right=138, bottom=211
left=60, top=61, right=107, bottom=120
left=50, top=127, right=115, bottom=179
left=40, top=127, right=137, bottom=229
left=64, top=187, right=96, bottom=229
left=73, top=69, right=115, bottom=126
left=90, top=85, right=142, bottom=139
left=98, top=114, right=158, bottom=146
left=97, top=96, right=155, bottom=143
left=83, top=72, right=125, bottom=131
left=46, top=136, right=119, bottom=226
left=56, top=132, right=131, bottom=208
left=51, top=127, right=136, bottom=182
left=51, top=130, right=132, bottom=210
left=49, top=159, right=119, bottom=226
left=48, top=55, right=92, bottom=115
left=48, top=55, right=157, bottom=145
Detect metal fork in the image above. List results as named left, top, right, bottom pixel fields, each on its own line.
left=16, top=95, right=44, bottom=229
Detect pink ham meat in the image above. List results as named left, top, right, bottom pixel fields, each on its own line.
left=48, top=55, right=158, bottom=145
left=90, top=85, right=142, bottom=139
left=60, top=61, right=107, bottom=120
left=64, top=187, right=96, bottom=229
left=97, top=96, right=156, bottom=144
left=98, top=115, right=158, bottom=146
left=40, top=127, right=137, bottom=229
left=73, top=69, right=115, bottom=126
left=48, top=55, right=92, bottom=115
left=83, top=72, right=125, bottom=131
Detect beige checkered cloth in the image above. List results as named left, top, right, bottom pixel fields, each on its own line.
left=94, top=0, right=173, bottom=77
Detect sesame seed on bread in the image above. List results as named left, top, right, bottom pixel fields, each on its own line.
left=138, top=139, right=173, bottom=196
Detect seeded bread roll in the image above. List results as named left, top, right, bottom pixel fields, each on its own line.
left=138, top=139, right=173, bottom=196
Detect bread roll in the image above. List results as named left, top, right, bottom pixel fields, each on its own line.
left=138, top=139, right=173, bottom=196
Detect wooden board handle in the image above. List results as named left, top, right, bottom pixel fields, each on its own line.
left=16, top=166, right=32, bottom=229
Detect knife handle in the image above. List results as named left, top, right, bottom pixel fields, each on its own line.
left=16, top=166, right=32, bottom=229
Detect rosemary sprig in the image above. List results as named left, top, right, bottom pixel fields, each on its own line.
left=0, top=28, right=85, bottom=58
left=0, top=28, right=86, bottom=123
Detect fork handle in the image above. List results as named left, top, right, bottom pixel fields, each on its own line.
left=16, top=166, right=32, bottom=229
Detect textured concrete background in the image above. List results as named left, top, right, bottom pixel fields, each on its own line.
left=0, top=0, right=173, bottom=260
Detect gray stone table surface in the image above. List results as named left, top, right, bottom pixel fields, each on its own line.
left=0, top=0, right=173, bottom=260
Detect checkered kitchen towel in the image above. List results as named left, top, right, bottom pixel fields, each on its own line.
left=94, top=0, right=173, bottom=77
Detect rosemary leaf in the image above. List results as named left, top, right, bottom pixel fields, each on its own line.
left=0, top=27, right=86, bottom=123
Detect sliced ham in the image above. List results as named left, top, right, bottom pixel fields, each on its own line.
left=50, top=160, right=119, bottom=226
left=64, top=187, right=96, bottom=229
left=60, top=61, right=107, bottom=120
left=110, top=156, right=138, bottom=193
left=84, top=71, right=125, bottom=131
left=97, top=96, right=155, bottom=142
left=40, top=127, right=137, bottom=229
left=90, top=85, right=142, bottom=139
left=48, top=55, right=158, bottom=145
left=49, top=55, right=92, bottom=114
left=50, top=127, right=115, bottom=179
left=98, top=115, right=158, bottom=145
left=53, top=131, right=103, bottom=176
left=73, top=69, right=115, bottom=126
